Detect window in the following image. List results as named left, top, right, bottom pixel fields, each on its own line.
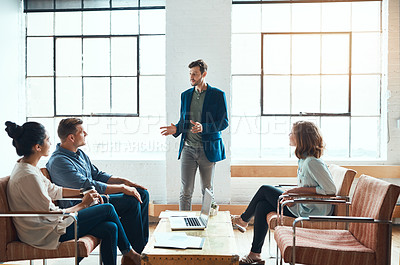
left=25, top=0, right=166, bottom=159
left=231, top=0, right=385, bottom=161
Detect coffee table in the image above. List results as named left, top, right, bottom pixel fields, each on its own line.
left=141, top=211, right=239, bottom=265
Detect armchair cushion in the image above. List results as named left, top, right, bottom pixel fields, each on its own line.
left=274, top=226, right=375, bottom=265
left=7, top=235, right=100, bottom=261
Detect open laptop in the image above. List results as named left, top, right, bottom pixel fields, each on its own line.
left=169, top=188, right=213, bottom=230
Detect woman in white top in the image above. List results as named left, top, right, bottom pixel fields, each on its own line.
left=5, top=121, right=139, bottom=265
left=231, top=121, right=336, bottom=264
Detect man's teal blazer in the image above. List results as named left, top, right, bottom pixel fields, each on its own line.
left=173, top=84, right=228, bottom=162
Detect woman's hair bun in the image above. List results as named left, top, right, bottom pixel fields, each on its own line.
left=5, top=121, right=24, bottom=139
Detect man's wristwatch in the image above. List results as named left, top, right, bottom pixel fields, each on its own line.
left=79, top=188, right=84, bottom=197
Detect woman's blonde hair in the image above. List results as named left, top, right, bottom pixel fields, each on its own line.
left=292, top=121, right=325, bottom=159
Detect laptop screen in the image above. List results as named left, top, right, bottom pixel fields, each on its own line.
left=199, top=188, right=213, bottom=226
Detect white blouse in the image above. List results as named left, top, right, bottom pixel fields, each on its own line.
left=7, top=161, right=74, bottom=249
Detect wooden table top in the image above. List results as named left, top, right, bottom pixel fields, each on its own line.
left=142, top=211, right=238, bottom=258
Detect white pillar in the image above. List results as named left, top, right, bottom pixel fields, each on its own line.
left=165, top=0, right=232, bottom=204
left=386, top=0, right=400, bottom=164
left=0, top=0, right=25, bottom=176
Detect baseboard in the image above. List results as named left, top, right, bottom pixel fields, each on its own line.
left=149, top=203, right=247, bottom=217
left=393, top=205, right=400, bottom=219
left=231, top=165, right=400, bottom=178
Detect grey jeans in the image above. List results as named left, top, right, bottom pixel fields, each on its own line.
left=179, top=144, right=216, bottom=211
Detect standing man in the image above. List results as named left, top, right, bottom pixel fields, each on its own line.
left=46, top=118, right=149, bottom=253
left=160, top=59, right=228, bottom=210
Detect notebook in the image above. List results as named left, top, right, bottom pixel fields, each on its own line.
left=169, top=188, right=213, bottom=230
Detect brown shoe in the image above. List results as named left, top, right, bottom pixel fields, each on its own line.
left=231, top=215, right=248, bottom=233
left=239, top=254, right=265, bottom=264
left=121, top=255, right=140, bottom=265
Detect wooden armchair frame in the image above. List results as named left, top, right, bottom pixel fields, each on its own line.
left=274, top=175, right=400, bottom=265
left=0, top=174, right=102, bottom=265
left=266, top=165, right=356, bottom=257
left=0, top=212, right=79, bottom=265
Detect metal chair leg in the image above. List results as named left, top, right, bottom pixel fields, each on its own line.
left=99, top=242, right=103, bottom=265
left=388, top=223, right=392, bottom=265
left=74, top=216, right=78, bottom=265
left=268, top=228, right=276, bottom=258
left=276, top=244, right=279, bottom=265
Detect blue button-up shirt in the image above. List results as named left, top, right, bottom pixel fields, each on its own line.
left=288, top=156, right=336, bottom=217
left=46, top=143, right=112, bottom=208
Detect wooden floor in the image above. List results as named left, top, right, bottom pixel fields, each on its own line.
left=1, top=224, right=399, bottom=265
left=392, top=225, right=400, bottom=265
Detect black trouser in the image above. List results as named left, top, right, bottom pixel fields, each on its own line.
left=241, top=185, right=296, bottom=253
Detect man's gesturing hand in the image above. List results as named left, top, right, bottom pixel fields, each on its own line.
left=160, top=123, right=177, bottom=136
left=190, top=120, right=203, bottom=134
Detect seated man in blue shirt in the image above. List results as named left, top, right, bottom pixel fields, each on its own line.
left=46, top=118, right=149, bottom=253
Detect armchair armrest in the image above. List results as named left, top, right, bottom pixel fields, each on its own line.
left=57, top=194, right=110, bottom=203
left=275, top=184, right=297, bottom=188
left=300, top=215, right=387, bottom=224
left=279, top=199, right=348, bottom=226
left=0, top=211, right=74, bottom=217
left=278, top=194, right=342, bottom=207
left=280, top=194, right=339, bottom=199
left=277, top=196, right=349, bottom=226
left=290, top=199, right=348, bottom=204
left=58, top=198, right=84, bottom=201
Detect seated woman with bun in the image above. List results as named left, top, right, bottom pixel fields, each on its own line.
left=5, top=121, right=140, bottom=265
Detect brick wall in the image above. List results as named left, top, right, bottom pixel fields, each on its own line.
left=0, top=0, right=25, bottom=177
left=387, top=0, right=400, bottom=164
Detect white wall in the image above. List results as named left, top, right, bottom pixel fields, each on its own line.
left=93, top=160, right=167, bottom=203
left=0, top=0, right=25, bottom=177
left=386, top=0, right=400, bottom=164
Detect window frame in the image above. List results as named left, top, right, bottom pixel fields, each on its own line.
left=231, top=0, right=385, bottom=161
left=261, top=31, right=353, bottom=117
left=25, top=1, right=165, bottom=118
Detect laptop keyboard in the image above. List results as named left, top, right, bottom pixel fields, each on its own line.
left=184, top=217, right=201, bottom=227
